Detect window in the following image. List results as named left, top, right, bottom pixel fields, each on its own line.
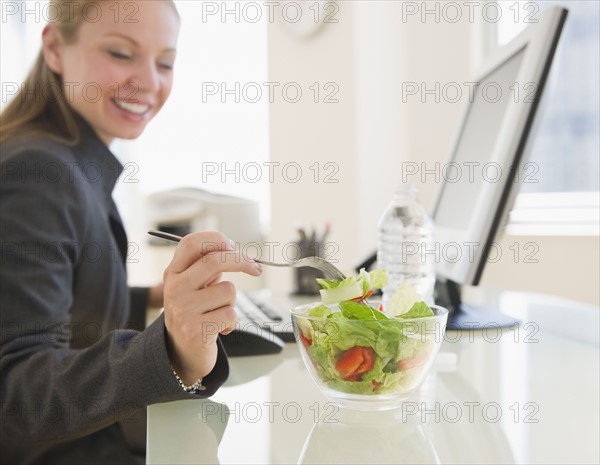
left=0, top=2, right=48, bottom=106
left=493, top=1, right=599, bottom=235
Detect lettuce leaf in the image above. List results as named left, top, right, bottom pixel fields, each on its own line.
left=358, top=268, right=388, bottom=294
left=315, top=278, right=340, bottom=290
left=316, top=268, right=388, bottom=301
left=338, top=300, right=388, bottom=320
left=307, top=304, right=333, bottom=318
left=397, top=301, right=435, bottom=319
left=386, top=283, right=421, bottom=316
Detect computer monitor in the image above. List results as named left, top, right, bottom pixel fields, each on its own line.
left=431, top=6, right=568, bottom=329
left=357, top=6, right=568, bottom=329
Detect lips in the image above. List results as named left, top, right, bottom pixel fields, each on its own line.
left=112, top=99, right=151, bottom=115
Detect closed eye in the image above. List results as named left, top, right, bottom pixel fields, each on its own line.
left=109, top=51, right=131, bottom=60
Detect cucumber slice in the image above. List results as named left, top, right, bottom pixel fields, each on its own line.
left=319, top=283, right=363, bottom=305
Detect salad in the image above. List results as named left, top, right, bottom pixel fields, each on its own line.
left=293, top=269, right=438, bottom=396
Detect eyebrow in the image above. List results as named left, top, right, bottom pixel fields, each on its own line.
left=103, top=33, right=177, bottom=53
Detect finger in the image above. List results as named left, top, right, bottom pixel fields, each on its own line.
left=172, top=250, right=262, bottom=291
left=167, top=231, right=236, bottom=274
left=202, top=304, right=238, bottom=338
left=164, top=280, right=237, bottom=318
left=206, top=272, right=223, bottom=287
left=164, top=290, right=238, bottom=343
left=196, top=281, right=237, bottom=314
left=219, top=324, right=236, bottom=336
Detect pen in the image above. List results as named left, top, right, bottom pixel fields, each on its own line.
left=297, top=226, right=307, bottom=242
left=320, top=222, right=331, bottom=244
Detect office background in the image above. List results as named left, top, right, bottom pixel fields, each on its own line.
left=1, top=1, right=598, bottom=305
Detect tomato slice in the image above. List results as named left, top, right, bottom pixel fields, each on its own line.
left=398, top=350, right=429, bottom=371
left=350, top=289, right=375, bottom=302
left=335, top=346, right=376, bottom=380
left=299, top=333, right=319, bottom=370
left=356, top=346, right=375, bottom=375
left=299, top=332, right=312, bottom=350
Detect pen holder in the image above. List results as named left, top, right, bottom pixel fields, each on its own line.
left=293, top=241, right=326, bottom=296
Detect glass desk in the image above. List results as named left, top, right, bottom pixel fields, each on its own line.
left=146, top=291, right=599, bottom=464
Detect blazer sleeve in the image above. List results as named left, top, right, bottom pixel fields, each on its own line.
left=128, top=287, right=150, bottom=330
left=0, top=149, right=228, bottom=449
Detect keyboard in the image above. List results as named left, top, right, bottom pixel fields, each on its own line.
left=234, top=291, right=296, bottom=343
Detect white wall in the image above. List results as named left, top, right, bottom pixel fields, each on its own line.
left=353, top=2, right=411, bottom=262
left=483, top=235, right=599, bottom=306
left=265, top=3, right=359, bottom=291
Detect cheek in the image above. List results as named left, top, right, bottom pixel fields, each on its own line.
left=158, top=75, right=175, bottom=105
left=58, top=54, right=86, bottom=86
left=61, top=58, right=122, bottom=100
left=164, top=75, right=175, bottom=97
left=96, top=66, right=131, bottom=97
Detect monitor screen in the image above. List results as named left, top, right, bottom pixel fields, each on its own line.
left=431, top=6, right=568, bottom=286
left=434, top=49, right=525, bottom=230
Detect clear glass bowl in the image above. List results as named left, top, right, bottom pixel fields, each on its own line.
left=291, top=302, right=448, bottom=411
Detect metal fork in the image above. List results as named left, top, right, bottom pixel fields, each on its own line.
left=255, top=256, right=346, bottom=281
left=147, top=230, right=347, bottom=280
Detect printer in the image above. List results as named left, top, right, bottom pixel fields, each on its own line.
left=147, top=187, right=262, bottom=247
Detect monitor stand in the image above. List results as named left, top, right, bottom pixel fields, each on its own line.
left=435, top=279, right=519, bottom=330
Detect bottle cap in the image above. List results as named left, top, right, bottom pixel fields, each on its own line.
left=394, top=183, right=418, bottom=197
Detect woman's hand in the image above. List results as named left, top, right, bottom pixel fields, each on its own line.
left=162, top=231, right=262, bottom=384
left=148, top=282, right=164, bottom=309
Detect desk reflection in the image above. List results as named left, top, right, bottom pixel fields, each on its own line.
left=146, top=399, right=228, bottom=464
left=225, top=351, right=285, bottom=387
left=298, top=408, right=440, bottom=465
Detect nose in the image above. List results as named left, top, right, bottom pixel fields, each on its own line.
left=134, top=59, right=161, bottom=95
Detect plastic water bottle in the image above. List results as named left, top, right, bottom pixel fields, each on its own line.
left=377, top=184, right=435, bottom=306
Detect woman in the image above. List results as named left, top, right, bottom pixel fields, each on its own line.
left=0, top=1, right=262, bottom=463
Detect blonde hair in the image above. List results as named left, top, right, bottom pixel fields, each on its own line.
left=0, top=0, right=178, bottom=145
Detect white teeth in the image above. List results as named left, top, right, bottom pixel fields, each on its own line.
left=114, top=100, right=150, bottom=115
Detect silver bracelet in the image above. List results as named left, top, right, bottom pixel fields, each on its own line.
left=171, top=366, right=206, bottom=394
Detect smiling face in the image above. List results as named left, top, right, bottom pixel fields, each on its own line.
left=43, top=1, right=180, bottom=145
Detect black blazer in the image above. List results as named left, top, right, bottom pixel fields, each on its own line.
left=0, top=119, right=228, bottom=464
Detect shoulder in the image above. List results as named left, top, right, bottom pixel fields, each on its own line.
left=0, top=136, right=101, bottom=235
left=1, top=136, right=77, bottom=169
left=0, top=137, right=95, bottom=241
left=1, top=137, right=92, bottom=193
